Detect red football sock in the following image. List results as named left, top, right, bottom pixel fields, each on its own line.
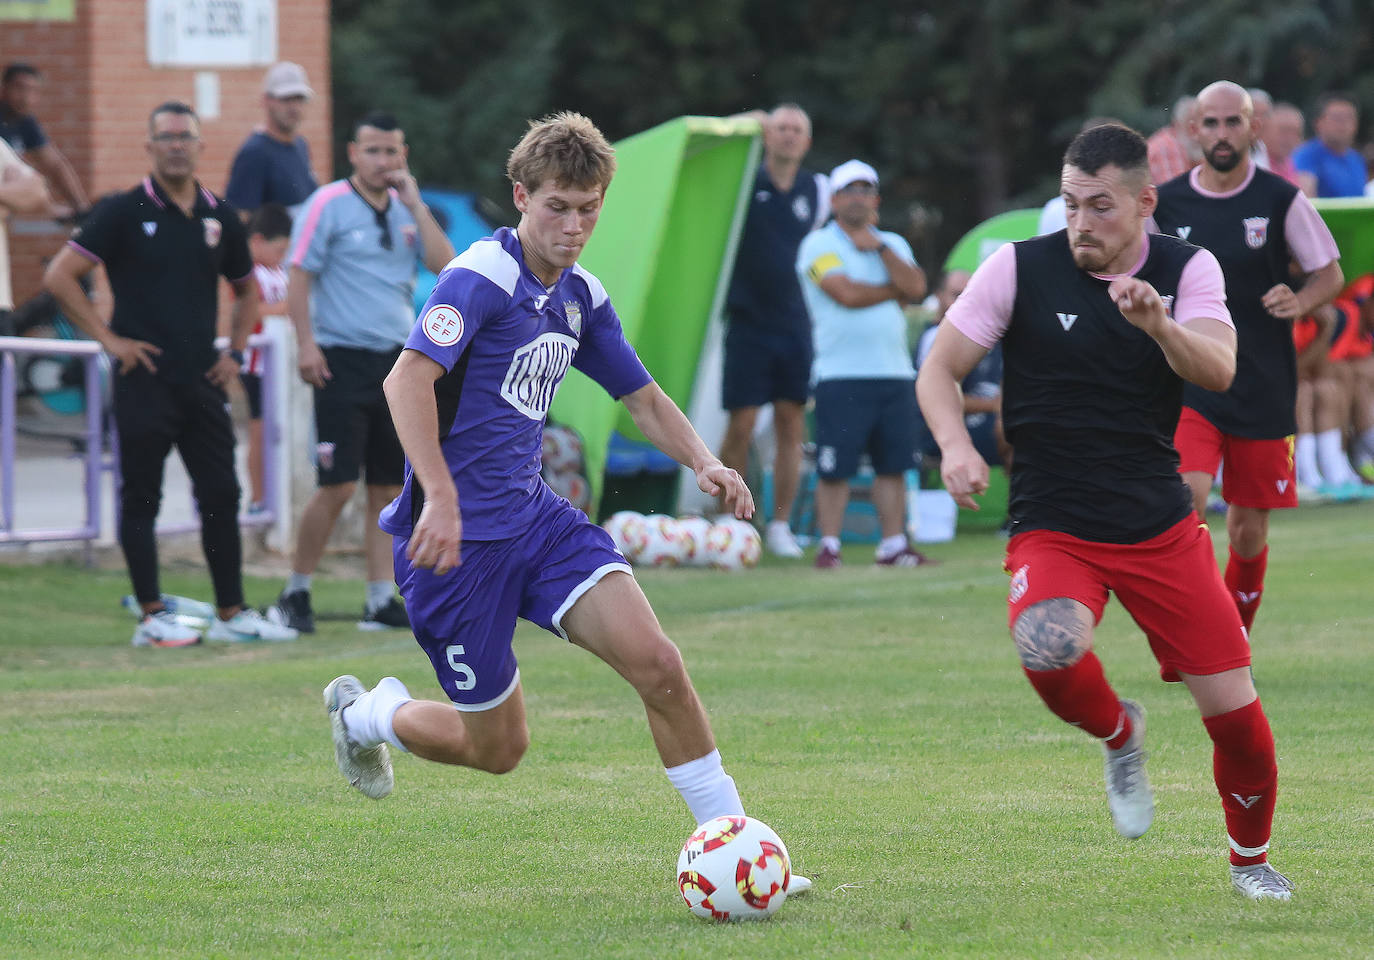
left=1224, top=545, right=1268, bottom=632
left=1202, top=699, right=1277, bottom=866
left=1023, top=652, right=1131, bottom=749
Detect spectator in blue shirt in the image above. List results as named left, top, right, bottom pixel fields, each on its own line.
left=0, top=62, right=89, bottom=217
left=1293, top=93, right=1365, bottom=198
left=225, top=62, right=319, bottom=221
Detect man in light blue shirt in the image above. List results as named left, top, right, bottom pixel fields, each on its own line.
left=272, top=112, right=455, bottom=633
left=796, top=159, right=934, bottom=569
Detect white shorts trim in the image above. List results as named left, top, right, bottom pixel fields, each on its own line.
left=551, top=562, right=633, bottom=640
left=452, top=667, right=521, bottom=713
left=1229, top=834, right=1270, bottom=857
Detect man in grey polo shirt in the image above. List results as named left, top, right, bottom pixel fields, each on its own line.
left=272, top=112, right=455, bottom=632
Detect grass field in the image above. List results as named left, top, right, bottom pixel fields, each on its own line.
left=2, top=503, right=1372, bottom=959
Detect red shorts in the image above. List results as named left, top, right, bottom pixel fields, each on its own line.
left=1005, top=514, right=1250, bottom=682
left=1174, top=407, right=1297, bottom=509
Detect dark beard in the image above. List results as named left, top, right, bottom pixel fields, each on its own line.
left=1206, top=143, right=1242, bottom=173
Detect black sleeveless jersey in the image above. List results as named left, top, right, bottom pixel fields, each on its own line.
left=1002, top=231, right=1202, bottom=543
left=1154, top=168, right=1301, bottom=438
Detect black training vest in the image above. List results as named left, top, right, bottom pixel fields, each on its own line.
left=1002, top=231, right=1200, bottom=543
left=1154, top=169, right=1300, bottom=438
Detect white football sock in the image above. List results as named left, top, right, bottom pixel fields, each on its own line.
left=875, top=534, right=908, bottom=560
left=767, top=519, right=792, bottom=535
left=287, top=572, right=312, bottom=594
left=1317, top=429, right=1359, bottom=485
left=819, top=536, right=842, bottom=554
left=365, top=580, right=394, bottom=613
left=664, top=749, right=743, bottom=825
left=1295, top=433, right=1322, bottom=488
left=343, top=676, right=413, bottom=752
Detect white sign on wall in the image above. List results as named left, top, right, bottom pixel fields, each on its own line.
left=147, top=0, right=277, bottom=68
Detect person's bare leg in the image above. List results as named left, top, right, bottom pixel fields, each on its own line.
left=365, top=484, right=402, bottom=582
left=718, top=407, right=758, bottom=514
left=771, top=400, right=805, bottom=523
left=391, top=686, right=530, bottom=773
left=292, top=482, right=355, bottom=575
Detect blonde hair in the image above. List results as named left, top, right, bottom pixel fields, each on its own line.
left=506, top=112, right=616, bottom=195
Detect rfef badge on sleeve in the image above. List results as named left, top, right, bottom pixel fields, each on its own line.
left=422, top=304, right=464, bottom=346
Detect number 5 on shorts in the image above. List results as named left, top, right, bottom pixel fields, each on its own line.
left=446, top=644, right=477, bottom=690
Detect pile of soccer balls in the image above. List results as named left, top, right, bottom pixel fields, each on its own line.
left=602, top=511, right=761, bottom=570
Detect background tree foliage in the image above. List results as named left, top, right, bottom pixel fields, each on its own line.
left=333, top=0, right=1374, bottom=267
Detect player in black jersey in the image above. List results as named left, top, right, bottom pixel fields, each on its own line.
left=1154, top=81, right=1343, bottom=635
left=918, top=123, right=1294, bottom=901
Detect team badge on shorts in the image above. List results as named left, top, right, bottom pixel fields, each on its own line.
left=202, top=218, right=221, bottom=249
left=1009, top=564, right=1029, bottom=603
left=316, top=441, right=335, bottom=471
left=422, top=304, right=464, bottom=347
left=1242, top=216, right=1269, bottom=250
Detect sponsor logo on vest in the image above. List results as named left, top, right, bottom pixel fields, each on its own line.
left=421, top=304, right=464, bottom=347
left=563, top=301, right=583, bottom=338
left=1243, top=216, right=1269, bottom=249
left=1176, top=226, right=1192, bottom=240
left=1056, top=312, right=1078, bottom=331
left=1275, top=478, right=1289, bottom=494
left=501, top=332, right=578, bottom=420
left=1231, top=793, right=1262, bottom=809
left=142, top=221, right=157, bottom=237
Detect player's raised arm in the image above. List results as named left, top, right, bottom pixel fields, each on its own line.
left=383, top=349, right=462, bottom=573
left=620, top=381, right=754, bottom=520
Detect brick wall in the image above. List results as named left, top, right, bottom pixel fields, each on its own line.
left=2, top=0, right=331, bottom=307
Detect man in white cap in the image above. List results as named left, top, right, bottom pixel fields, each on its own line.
left=795, top=159, right=932, bottom=568
left=225, top=61, right=319, bottom=220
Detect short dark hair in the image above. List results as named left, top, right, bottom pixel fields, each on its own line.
left=1063, top=122, right=1149, bottom=181
left=148, top=100, right=198, bottom=135
left=247, top=202, right=293, bottom=241
left=353, top=111, right=400, bottom=140
left=1314, top=91, right=1358, bottom=120
left=2, top=63, right=39, bottom=85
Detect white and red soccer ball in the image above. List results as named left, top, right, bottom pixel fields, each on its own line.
left=636, top=514, right=687, bottom=567
left=603, top=511, right=650, bottom=559
left=705, top=519, right=761, bottom=571
left=677, top=815, right=793, bottom=921
left=675, top=515, right=713, bottom=567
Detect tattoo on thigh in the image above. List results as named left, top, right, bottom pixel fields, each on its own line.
left=1013, top=598, right=1091, bottom=671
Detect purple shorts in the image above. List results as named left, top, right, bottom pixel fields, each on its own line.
left=393, top=496, right=632, bottom=711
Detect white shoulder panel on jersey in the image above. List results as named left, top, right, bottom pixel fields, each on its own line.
left=447, top=238, right=521, bottom=296
left=570, top=263, right=610, bottom=309
left=813, top=172, right=832, bottom=227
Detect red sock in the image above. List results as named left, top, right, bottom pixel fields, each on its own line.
left=1202, top=699, right=1277, bottom=866
left=1224, top=545, right=1268, bottom=632
left=1023, top=652, right=1132, bottom=749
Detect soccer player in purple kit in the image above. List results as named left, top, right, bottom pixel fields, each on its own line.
left=321, top=112, right=811, bottom=892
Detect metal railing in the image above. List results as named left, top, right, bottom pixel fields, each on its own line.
left=0, top=334, right=281, bottom=557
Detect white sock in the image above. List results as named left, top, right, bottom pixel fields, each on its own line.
left=366, top=580, right=394, bottom=613
left=342, top=676, right=413, bottom=752
left=767, top=519, right=791, bottom=535
left=819, top=536, right=842, bottom=554
left=875, top=534, right=908, bottom=560
left=1295, top=433, right=1322, bottom=488
left=1317, top=428, right=1359, bottom=485
left=287, top=572, right=312, bottom=594
left=664, top=749, right=743, bottom=825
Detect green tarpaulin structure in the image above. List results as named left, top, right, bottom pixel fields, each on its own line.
left=549, top=115, right=761, bottom=514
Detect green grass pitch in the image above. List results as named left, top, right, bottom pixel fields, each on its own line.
left=1, top=503, right=1371, bottom=958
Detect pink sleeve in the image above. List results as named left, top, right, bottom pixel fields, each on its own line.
left=1283, top=192, right=1340, bottom=272
left=1174, top=248, right=1233, bottom=329
left=943, top=242, right=1017, bottom=348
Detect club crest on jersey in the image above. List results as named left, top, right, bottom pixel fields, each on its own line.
left=421, top=304, right=464, bottom=347
left=402, top=224, right=418, bottom=249
left=793, top=195, right=812, bottom=222
left=202, top=218, right=221, bottom=249
left=1243, top=216, right=1269, bottom=249
left=501, top=332, right=578, bottom=420
left=563, top=301, right=583, bottom=338
left=1009, top=564, right=1029, bottom=603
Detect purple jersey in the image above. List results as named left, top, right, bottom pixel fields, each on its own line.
left=379, top=227, right=652, bottom=539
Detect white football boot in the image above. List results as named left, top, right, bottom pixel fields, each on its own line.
left=323, top=675, right=394, bottom=799
left=765, top=521, right=804, bottom=559
left=787, top=874, right=813, bottom=895
left=131, top=609, right=202, bottom=647
left=1103, top=699, right=1154, bottom=839
left=206, top=608, right=299, bottom=643
left=1230, top=862, right=1293, bottom=901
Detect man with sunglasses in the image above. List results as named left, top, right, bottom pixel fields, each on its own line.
left=274, top=112, right=454, bottom=633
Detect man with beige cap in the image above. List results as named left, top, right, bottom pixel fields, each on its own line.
left=226, top=61, right=319, bottom=219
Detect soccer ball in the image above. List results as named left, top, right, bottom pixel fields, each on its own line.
left=677, top=815, right=793, bottom=921
left=541, top=424, right=584, bottom=475
left=636, top=514, right=686, bottom=567
left=675, top=515, right=713, bottom=567
left=603, top=511, right=649, bottom=560
left=705, top=520, right=761, bottom=571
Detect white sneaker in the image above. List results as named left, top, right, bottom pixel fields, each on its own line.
left=323, top=675, right=394, bottom=799
left=206, top=608, right=299, bottom=643
left=131, top=609, right=202, bottom=647
left=788, top=874, right=813, bottom=895
left=1230, top=862, right=1293, bottom=901
left=1103, top=699, right=1153, bottom=839
left=765, top=521, right=804, bottom=558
